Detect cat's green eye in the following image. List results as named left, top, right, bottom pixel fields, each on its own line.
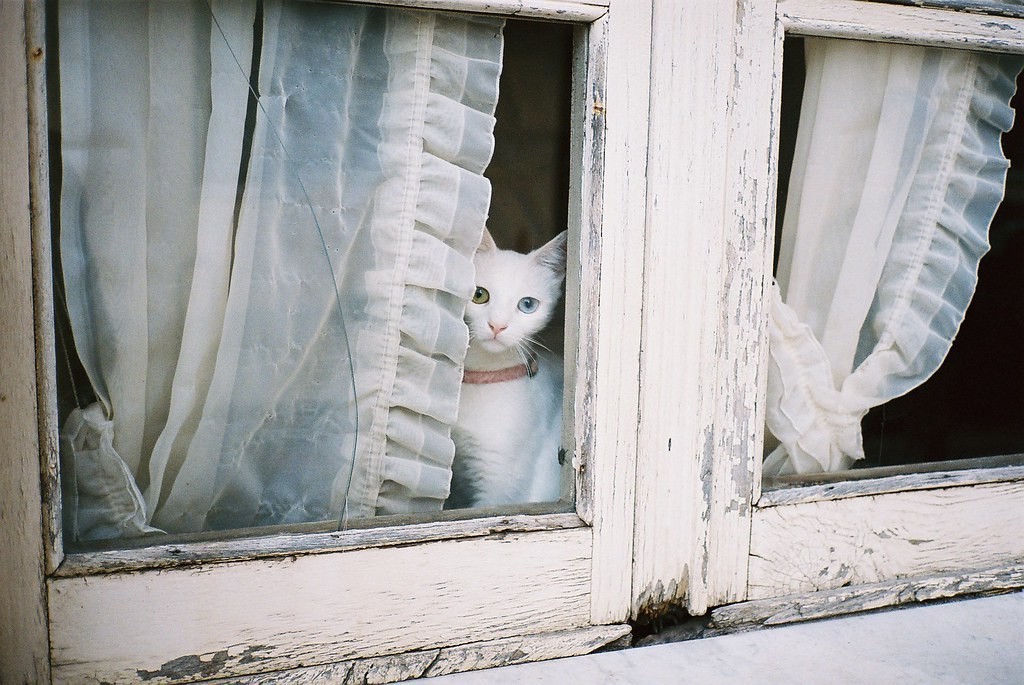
left=517, top=297, right=539, bottom=313
left=472, top=287, right=490, bottom=304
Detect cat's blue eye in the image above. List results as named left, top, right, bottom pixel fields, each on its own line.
left=472, top=287, right=490, bottom=304
left=517, top=297, right=539, bottom=313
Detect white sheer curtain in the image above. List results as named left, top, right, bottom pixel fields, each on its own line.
left=765, top=38, right=1022, bottom=477
left=58, top=0, right=502, bottom=539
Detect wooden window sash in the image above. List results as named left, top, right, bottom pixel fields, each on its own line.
left=733, top=0, right=1024, bottom=610
left=31, top=0, right=622, bottom=589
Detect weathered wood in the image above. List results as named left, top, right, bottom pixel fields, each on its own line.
left=57, top=510, right=584, bottom=576
left=761, top=458, right=1024, bottom=507
left=335, top=0, right=609, bottom=22
left=701, top=0, right=778, bottom=608
left=872, top=0, right=1024, bottom=19
left=49, top=529, right=593, bottom=684
left=202, top=624, right=630, bottom=684
left=764, top=453, right=1024, bottom=487
left=25, top=2, right=1024, bottom=683
left=581, top=4, right=647, bottom=625
left=0, top=1, right=51, bottom=682
left=739, top=0, right=1024, bottom=619
left=632, top=0, right=777, bottom=619
left=748, top=482, right=1024, bottom=599
left=25, top=0, right=64, bottom=578
left=751, top=17, right=788, bottom=513
left=713, top=564, right=1024, bottom=630
left=632, top=0, right=734, bottom=621
left=780, top=0, right=1024, bottom=53
left=566, top=13, right=606, bottom=522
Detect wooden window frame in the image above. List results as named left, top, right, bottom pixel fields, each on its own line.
left=620, top=0, right=1024, bottom=632
left=696, top=0, right=1024, bottom=629
left=5, top=0, right=1024, bottom=682
left=2, top=0, right=655, bottom=682
left=39, top=0, right=607, bottom=574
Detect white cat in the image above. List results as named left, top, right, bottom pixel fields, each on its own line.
left=447, top=228, right=567, bottom=509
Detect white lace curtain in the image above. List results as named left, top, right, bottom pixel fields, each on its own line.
left=58, top=0, right=502, bottom=539
left=765, top=38, right=1023, bottom=476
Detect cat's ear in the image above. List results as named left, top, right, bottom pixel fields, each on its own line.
left=533, top=229, right=568, bottom=279
left=477, top=227, right=498, bottom=254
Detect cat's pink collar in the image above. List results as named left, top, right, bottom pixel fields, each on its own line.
left=462, top=356, right=539, bottom=384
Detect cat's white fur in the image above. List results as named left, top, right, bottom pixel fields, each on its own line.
left=448, top=228, right=567, bottom=509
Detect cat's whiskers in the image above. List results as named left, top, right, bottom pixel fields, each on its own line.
left=512, top=342, right=531, bottom=369
left=522, top=334, right=553, bottom=355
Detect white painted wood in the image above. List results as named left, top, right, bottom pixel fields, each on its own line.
left=49, top=529, right=593, bottom=684
left=203, top=624, right=630, bottom=684
left=780, top=0, right=1024, bottom=53
left=0, top=1, right=51, bottom=682
left=761, top=460, right=1024, bottom=507
left=343, top=0, right=608, bottom=22
left=632, top=0, right=735, bottom=621
left=581, top=2, right=649, bottom=625
left=57, top=511, right=583, bottom=576
left=901, top=0, right=1024, bottom=18
left=35, top=7, right=623, bottom=683
left=900, top=0, right=1024, bottom=19
left=25, top=0, right=63, bottom=578
left=566, top=16, right=605, bottom=518
left=632, top=0, right=776, bottom=619
left=701, top=0, right=777, bottom=608
left=713, top=564, right=1024, bottom=630
left=22, top=0, right=1024, bottom=680
left=722, top=0, right=1024, bottom=628
left=748, top=482, right=1024, bottom=599
left=736, top=0, right=1024, bottom=623
left=749, top=19, right=786, bottom=515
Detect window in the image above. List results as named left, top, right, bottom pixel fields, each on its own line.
left=775, top=36, right=1024, bottom=474
left=5, top=1, right=1022, bottom=682
left=12, top=0, right=646, bottom=682
left=764, top=33, right=1024, bottom=480
left=50, top=1, right=578, bottom=548
left=742, top=0, right=1024, bottom=614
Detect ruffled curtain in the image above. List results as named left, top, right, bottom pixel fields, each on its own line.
left=58, top=0, right=502, bottom=539
left=765, top=38, right=1022, bottom=477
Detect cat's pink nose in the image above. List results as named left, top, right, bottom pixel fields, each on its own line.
left=488, top=322, right=507, bottom=337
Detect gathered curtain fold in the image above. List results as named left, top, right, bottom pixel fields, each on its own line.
left=765, top=38, right=1022, bottom=476
left=58, top=0, right=503, bottom=539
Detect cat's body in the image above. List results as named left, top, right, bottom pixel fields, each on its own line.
left=447, top=229, right=567, bottom=509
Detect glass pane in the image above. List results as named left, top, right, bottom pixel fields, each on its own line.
left=766, top=36, right=1024, bottom=481
left=446, top=18, right=574, bottom=511
left=49, top=1, right=575, bottom=549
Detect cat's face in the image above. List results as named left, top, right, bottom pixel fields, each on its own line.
left=467, top=228, right=567, bottom=355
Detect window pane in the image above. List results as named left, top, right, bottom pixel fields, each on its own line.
left=446, top=18, right=574, bottom=510
left=51, top=1, right=578, bottom=549
left=766, top=36, right=1024, bottom=478
left=52, top=0, right=513, bottom=544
